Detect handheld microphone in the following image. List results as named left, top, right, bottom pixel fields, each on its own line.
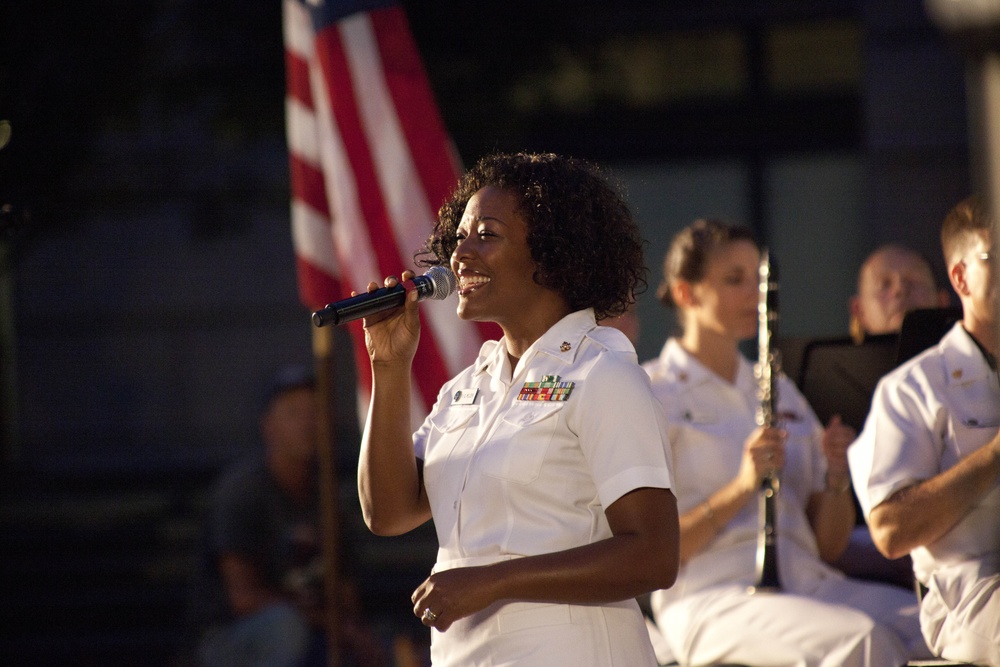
left=311, top=266, right=457, bottom=327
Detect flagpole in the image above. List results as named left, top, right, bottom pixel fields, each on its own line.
left=312, top=322, right=341, bottom=667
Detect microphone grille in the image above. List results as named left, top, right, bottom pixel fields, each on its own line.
left=425, top=266, right=457, bottom=300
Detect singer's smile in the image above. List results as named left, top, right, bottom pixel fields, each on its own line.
left=457, top=273, right=490, bottom=295
left=450, top=185, right=570, bottom=341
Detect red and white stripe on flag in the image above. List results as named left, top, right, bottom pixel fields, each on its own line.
left=283, top=0, right=493, bottom=425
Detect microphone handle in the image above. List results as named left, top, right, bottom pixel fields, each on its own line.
left=311, top=276, right=436, bottom=327
left=311, top=285, right=405, bottom=327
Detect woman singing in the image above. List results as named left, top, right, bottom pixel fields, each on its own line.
left=643, top=218, right=929, bottom=667
left=358, top=152, right=679, bottom=666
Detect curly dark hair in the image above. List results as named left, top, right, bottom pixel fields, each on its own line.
left=416, top=152, right=647, bottom=321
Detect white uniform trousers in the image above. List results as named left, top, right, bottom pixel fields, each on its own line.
left=430, top=597, right=657, bottom=667
left=654, top=578, right=931, bottom=667
left=922, top=568, right=1000, bottom=666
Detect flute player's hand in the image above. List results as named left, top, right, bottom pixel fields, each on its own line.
left=739, top=425, right=787, bottom=489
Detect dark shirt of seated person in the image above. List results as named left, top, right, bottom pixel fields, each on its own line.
left=183, top=365, right=386, bottom=667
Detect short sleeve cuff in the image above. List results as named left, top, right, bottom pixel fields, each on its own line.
left=865, top=477, right=918, bottom=516
left=598, top=465, right=673, bottom=508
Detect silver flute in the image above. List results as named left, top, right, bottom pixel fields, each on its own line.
left=750, top=248, right=782, bottom=594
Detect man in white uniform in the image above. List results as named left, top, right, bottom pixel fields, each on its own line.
left=849, top=195, right=1000, bottom=666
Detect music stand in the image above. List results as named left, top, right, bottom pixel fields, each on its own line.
left=796, top=333, right=900, bottom=434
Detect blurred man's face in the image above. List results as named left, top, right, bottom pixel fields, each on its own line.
left=854, top=247, right=945, bottom=335
left=958, top=232, right=995, bottom=327
left=262, top=386, right=317, bottom=464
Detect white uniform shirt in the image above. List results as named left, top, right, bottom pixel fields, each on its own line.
left=414, top=309, right=674, bottom=666
left=644, top=338, right=839, bottom=605
left=849, top=323, right=1000, bottom=656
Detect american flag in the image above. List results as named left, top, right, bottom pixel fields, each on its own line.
left=283, top=0, right=493, bottom=423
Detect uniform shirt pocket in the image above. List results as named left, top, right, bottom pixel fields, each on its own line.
left=946, top=379, right=1000, bottom=459
left=429, top=405, right=478, bottom=434
left=479, top=403, right=565, bottom=485
left=424, top=405, right=479, bottom=465
left=669, top=406, right=743, bottom=502
left=950, top=414, right=1000, bottom=460
left=675, top=406, right=718, bottom=426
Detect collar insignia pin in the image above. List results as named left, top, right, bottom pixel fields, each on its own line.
left=560, top=341, right=571, bottom=352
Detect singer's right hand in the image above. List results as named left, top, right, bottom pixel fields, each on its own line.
left=361, top=271, right=421, bottom=366
left=739, top=426, right=787, bottom=489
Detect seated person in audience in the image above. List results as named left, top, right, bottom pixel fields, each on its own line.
left=849, top=196, right=999, bottom=666
left=184, top=364, right=384, bottom=667
left=849, top=243, right=951, bottom=344
left=644, top=218, right=930, bottom=667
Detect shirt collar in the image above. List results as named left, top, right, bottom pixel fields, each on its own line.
left=941, top=322, right=995, bottom=386
left=963, top=325, right=998, bottom=371
left=474, top=309, right=598, bottom=381
left=660, top=337, right=751, bottom=388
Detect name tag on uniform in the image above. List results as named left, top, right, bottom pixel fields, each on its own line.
left=452, top=388, right=479, bottom=405
left=517, top=374, right=574, bottom=401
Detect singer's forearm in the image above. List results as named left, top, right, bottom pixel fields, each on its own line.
left=497, top=488, right=678, bottom=602
left=358, top=364, right=431, bottom=535
left=413, top=488, right=678, bottom=626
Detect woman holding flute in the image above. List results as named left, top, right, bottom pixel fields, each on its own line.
left=642, top=218, right=928, bottom=667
